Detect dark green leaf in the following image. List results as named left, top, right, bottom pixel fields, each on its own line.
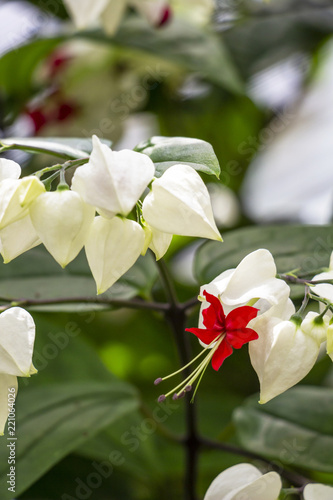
left=233, top=386, right=333, bottom=473
left=135, top=136, right=220, bottom=178
left=194, top=225, right=333, bottom=297
left=0, top=382, right=138, bottom=498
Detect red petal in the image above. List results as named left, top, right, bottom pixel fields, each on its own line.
left=186, top=327, right=221, bottom=345
left=225, top=306, right=258, bottom=331
left=202, top=290, right=225, bottom=330
left=227, top=327, right=259, bottom=349
left=211, top=339, right=233, bottom=371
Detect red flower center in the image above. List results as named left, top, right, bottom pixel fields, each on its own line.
left=186, top=290, right=259, bottom=371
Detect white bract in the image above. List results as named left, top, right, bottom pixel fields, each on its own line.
left=0, top=176, right=45, bottom=230
left=142, top=164, right=222, bottom=241
left=301, top=311, right=330, bottom=344
left=249, top=315, right=321, bottom=403
left=0, top=158, right=21, bottom=181
left=142, top=223, right=173, bottom=260
left=0, top=307, right=37, bottom=435
left=30, top=188, right=95, bottom=268
left=304, top=483, right=333, bottom=500
left=311, top=252, right=333, bottom=303
left=198, top=249, right=293, bottom=321
left=72, top=135, right=155, bottom=219
left=0, top=213, right=40, bottom=263
left=63, top=0, right=169, bottom=34
left=85, top=216, right=145, bottom=294
left=204, top=463, right=282, bottom=500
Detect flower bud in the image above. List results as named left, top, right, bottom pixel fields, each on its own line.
left=142, top=164, right=222, bottom=241
left=85, top=215, right=145, bottom=294
left=30, top=189, right=95, bottom=268
left=71, top=135, right=155, bottom=218
left=301, top=311, right=329, bottom=345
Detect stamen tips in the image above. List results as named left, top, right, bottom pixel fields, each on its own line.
left=172, top=394, right=178, bottom=400
left=185, top=385, right=192, bottom=392
left=154, top=377, right=163, bottom=385
left=158, top=395, right=166, bottom=403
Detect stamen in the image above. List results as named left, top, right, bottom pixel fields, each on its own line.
left=159, top=337, right=223, bottom=402
left=158, top=344, right=215, bottom=382
left=158, top=395, right=166, bottom=402
left=154, top=378, right=163, bottom=385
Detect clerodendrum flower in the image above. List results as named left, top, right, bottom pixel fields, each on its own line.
left=85, top=215, right=145, bottom=294
left=72, top=135, right=155, bottom=219
left=0, top=308, right=37, bottom=435
left=155, top=290, right=259, bottom=401
left=63, top=0, right=170, bottom=34
left=142, top=164, right=222, bottom=242
left=204, top=464, right=282, bottom=500
left=249, top=314, right=322, bottom=404
left=303, top=483, right=333, bottom=500
left=30, top=188, right=95, bottom=268
left=0, top=213, right=40, bottom=263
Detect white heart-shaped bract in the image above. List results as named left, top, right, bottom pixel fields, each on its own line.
left=204, top=464, right=282, bottom=500
left=72, top=135, right=155, bottom=219
left=0, top=307, right=36, bottom=378
left=303, top=483, right=333, bottom=500
left=0, top=213, right=41, bottom=263
left=85, top=216, right=145, bottom=294
left=142, top=164, right=222, bottom=241
left=0, top=176, right=45, bottom=230
left=30, top=189, right=95, bottom=268
left=0, top=159, right=21, bottom=182
left=249, top=316, right=320, bottom=403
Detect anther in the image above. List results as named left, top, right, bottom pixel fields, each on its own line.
left=158, top=395, right=166, bottom=402
left=154, top=378, right=163, bottom=385
left=185, top=385, right=192, bottom=392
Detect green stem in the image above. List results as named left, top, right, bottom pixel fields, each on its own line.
left=0, top=296, right=169, bottom=313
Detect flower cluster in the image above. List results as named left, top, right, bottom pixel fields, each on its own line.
left=0, top=136, right=221, bottom=294
left=156, top=249, right=333, bottom=403
left=204, top=463, right=333, bottom=500
left=0, top=307, right=37, bottom=435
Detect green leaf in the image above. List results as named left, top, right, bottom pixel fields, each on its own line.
left=135, top=136, right=220, bottom=178
left=1, top=137, right=112, bottom=160
left=233, top=386, right=333, bottom=473
left=194, top=225, right=333, bottom=296
left=0, top=246, right=158, bottom=312
left=0, top=381, right=138, bottom=498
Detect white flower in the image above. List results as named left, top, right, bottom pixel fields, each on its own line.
left=0, top=307, right=37, bottom=435
left=204, top=463, right=282, bottom=500
left=198, top=249, right=293, bottom=321
left=0, top=176, right=45, bottom=230
left=142, top=164, right=222, bottom=241
left=30, top=188, right=95, bottom=268
left=304, top=483, right=333, bottom=500
left=72, top=135, right=155, bottom=219
left=0, top=213, right=41, bottom=263
left=85, top=216, right=145, bottom=294
left=63, top=0, right=169, bottom=35
left=249, top=316, right=320, bottom=403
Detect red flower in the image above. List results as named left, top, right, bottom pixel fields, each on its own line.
left=186, top=290, right=259, bottom=371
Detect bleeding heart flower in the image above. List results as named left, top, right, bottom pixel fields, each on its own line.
left=155, top=290, right=258, bottom=401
